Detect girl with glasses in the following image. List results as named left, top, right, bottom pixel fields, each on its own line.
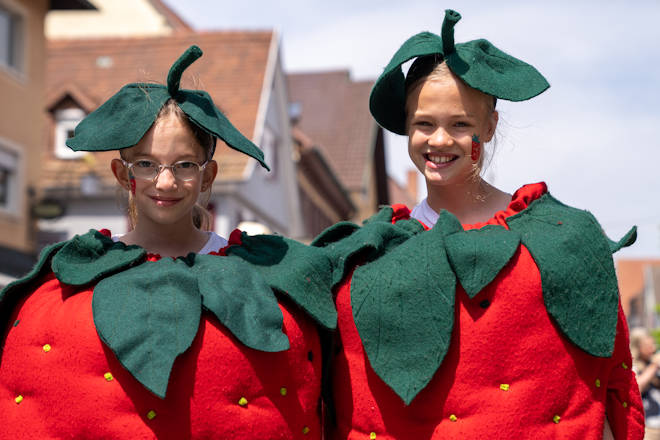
left=0, top=46, right=329, bottom=439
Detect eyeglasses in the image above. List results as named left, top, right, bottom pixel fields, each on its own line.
left=122, top=159, right=207, bottom=182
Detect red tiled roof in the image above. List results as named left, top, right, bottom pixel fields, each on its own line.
left=287, top=71, right=376, bottom=191
left=616, top=259, right=660, bottom=316
left=43, top=31, right=274, bottom=190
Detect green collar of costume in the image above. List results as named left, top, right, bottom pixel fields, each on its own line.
left=315, top=196, right=635, bottom=405
left=370, top=9, right=550, bottom=135
left=65, top=45, right=269, bottom=170
left=0, top=230, right=336, bottom=398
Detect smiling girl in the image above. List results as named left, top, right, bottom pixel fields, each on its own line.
left=0, top=46, right=328, bottom=439
left=321, top=9, right=644, bottom=440
left=111, top=99, right=221, bottom=257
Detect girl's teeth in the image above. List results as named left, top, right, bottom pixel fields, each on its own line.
left=428, top=155, right=454, bottom=164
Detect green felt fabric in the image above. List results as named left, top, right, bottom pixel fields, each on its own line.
left=507, top=194, right=622, bottom=357
left=369, top=9, right=550, bottom=135
left=2, top=229, right=339, bottom=398
left=191, top=253, right=289, bottom=352
left=312, top=210, right=425, bottom=288
left=321, top=199, right=631, bottom=403
left=93, top=258, right=202, bottom=398
left=609, top=226, right=637, bottom=253
left=66, top=45, right=269, bottom=170
left=167, top=45, right=200, bottom=97
left=225, top=233, right=337, bottom=330
left=52, top=230, right=145, bottom=286
left=351, top=221, right=457, bottom=405
left=444, top=223, right=521, bottom=299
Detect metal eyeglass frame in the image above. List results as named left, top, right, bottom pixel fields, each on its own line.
left=121, top=159, right=208, bottom=182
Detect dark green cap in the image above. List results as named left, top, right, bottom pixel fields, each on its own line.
left=66, top=45, right=269, bottom=170
left=370, top=10, right=550, bottom=135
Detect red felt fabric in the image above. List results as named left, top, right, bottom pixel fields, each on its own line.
left=0, top=252, right=322, bottom=439
left=330, top=183, right=644, bottom=439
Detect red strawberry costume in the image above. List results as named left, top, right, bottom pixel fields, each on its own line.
left=0, top=229, right=336, bottom=439
left=313, top=183, right=643, bottom=439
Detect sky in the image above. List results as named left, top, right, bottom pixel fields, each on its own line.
left=163, top=0, right=660, bottom=258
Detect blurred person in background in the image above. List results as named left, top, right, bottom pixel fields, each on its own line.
left=631, top=327, right=660, bottom=439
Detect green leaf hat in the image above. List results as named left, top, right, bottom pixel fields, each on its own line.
left=370, top=9, right=550, bottom=135
left=66, top=45, right=269, bottom=170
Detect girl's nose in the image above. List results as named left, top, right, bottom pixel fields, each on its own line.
left=428, top=127, right=453, bottom=147
left=154, top=167, right=177, bottom=190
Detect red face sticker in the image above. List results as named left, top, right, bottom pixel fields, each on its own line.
left=129, top=176, right=136, bottom=195
left=471, top=134, right=481, bottom=161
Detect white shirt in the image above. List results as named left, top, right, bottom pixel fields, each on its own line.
left=112, top=231, right=228, bottom=255
left=410, top=198, right=439, bottom=228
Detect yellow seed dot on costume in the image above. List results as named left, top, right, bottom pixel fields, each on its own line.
left=147, top=410, right=156, bottom=420
left=42, top=344, right=51, bottom=352
left=553, top=415, right=561, bottom=424
left=370, top=432, right=377, bottom=439
left=449, top=414, right=457, bottom=422
left=500, top=384, right=510, bottom=391
left=104, top=372, right=114, bottom=381
left=302, top=426, right=310, bottom=435
left=595, top=379, right=601, bottom=388
left=15, top=395, right=23, bottom=404
left=238, top=397, right=248, bottom=407
left=280, top=387, right=287, bottom=396
left=623, top=402, right=628, bottom=408
left=13, top=319, right=19, bottom=327
left=622, top=362, right=628, bottom=369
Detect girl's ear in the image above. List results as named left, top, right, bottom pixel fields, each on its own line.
left=111, top=158, right=131, bottom=191
left=201, top=160, right=218, bottom=192
left=483, top=110, right=499, bottom=142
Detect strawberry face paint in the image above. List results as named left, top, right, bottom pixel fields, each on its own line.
left=471, top=134, right=481, bottom=161
left=129, top=175, right=136, bottom=195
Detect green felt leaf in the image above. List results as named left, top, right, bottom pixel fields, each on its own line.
left=191, top=254, right=289, bottom=352
left=92, top=258, right=202, bottom=398
left=226, top=234, right=337, bottom=330
left=508, top=194, right=619, bottom=357
left=369, top=9, right=549, bottom=135
left=352, top=226, right=456, bottom=405
left=445, top=224, right=521, bottom=298
left=0, top=241, right=66, bottom=351
left=66, top=45, right=269, bottom=170
left=609, top=226, right=637, bottom=253
left=52, top=230, right=145, bottom=286
left=310, top=221, right=360, bottom=248
left=313, top=207, right=425, bottom=289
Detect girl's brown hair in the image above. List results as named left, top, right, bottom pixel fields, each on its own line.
left=121, top=99, right=216, bottom=231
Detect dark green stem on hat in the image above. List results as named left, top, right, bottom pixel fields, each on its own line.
left=167, top=45, right=203, bottom=98
left=442, top=9, right=461, bottom=55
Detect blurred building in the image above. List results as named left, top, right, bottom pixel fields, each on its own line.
left=287, top=71, right=389, bottom=223
left=388, top=170, right=419, bottom=209
left=0, top=0, right=93, bottom=288
left=46, top=0, right=190, bottom=38
left=617, top=259, right=660, bottom=328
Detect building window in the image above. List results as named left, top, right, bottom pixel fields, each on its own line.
left=0, top=145, right=18, bottom=214
left=54, top=108, right=85, bottom=159
left=0, top=2, right=24, bottom=73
